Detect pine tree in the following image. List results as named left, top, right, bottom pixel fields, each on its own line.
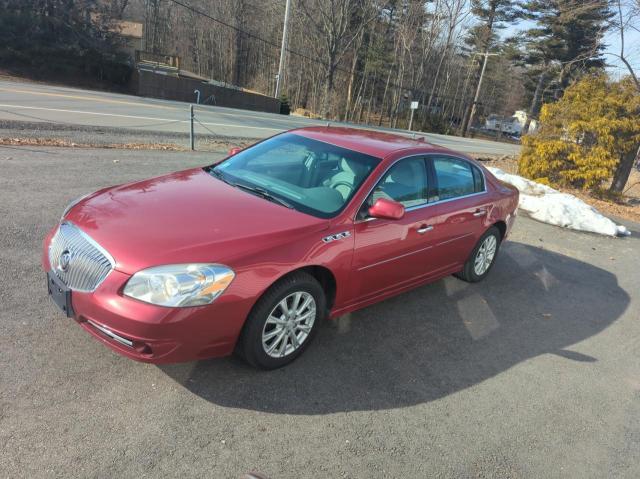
left=460, top=0, right=522, bottom=136
left=519, top=0, right=613, bottom=134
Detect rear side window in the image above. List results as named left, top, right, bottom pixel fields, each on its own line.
left=472, top=165, right=484, bottom=192
left=432, top=157, right=484, bottom=201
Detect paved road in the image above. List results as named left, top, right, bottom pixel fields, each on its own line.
left=0, top=79, right=520, bottom=156
left=2, top=147, right=638, bottom=478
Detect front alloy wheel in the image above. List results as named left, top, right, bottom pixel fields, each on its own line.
left=240, top=272, right=325, bottom=369
left=262, top=292, right=316, bottom=358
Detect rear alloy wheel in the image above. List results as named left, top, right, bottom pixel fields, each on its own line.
left=455, top=226, right=501, bottom=283
left=240, top=272, right=325, bottom=369
left=474, top=234, right=498, bottom=276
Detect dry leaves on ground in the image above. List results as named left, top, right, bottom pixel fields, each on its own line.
left=1, top=137, right=183, bottom=151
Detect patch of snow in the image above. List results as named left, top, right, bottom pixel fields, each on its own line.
left=487, top=167, right=630, bottom=237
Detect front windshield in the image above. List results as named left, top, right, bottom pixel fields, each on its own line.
left=209, top=133, right=380, bottom=218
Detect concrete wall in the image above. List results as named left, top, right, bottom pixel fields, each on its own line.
left=133, top=69, right=281, bottom=114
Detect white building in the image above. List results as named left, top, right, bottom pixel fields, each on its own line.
left=485, top=110, right=538, bottom=136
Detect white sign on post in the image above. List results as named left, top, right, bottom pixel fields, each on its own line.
left=410, top=101, right=419, bottom=110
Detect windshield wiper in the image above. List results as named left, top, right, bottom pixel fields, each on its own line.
left=211, top=169, right=293, bottom=209
left=232, top=183, right=294, bottom=209
left=209, top=168, right=232, bottom=184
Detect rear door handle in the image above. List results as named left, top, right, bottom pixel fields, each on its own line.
left=416, top=225, right=434, bottom=234
left=473, top=209, right=487, bottom=217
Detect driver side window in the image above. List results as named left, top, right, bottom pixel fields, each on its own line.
left=370, top=157, right=429, bottom=208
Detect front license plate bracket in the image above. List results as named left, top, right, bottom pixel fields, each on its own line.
left=47, top=271, right=74, bottom=318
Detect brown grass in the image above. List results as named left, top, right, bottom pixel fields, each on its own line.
left=0, top=137, right=254, bottom=152
left=1, top=137, right=184, bottom=150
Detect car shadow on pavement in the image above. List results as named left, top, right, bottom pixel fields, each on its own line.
left=159, top=241, right=629, bottom=414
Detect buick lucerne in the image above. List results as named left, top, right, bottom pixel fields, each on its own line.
left=43, top=127, right=518, bottom=369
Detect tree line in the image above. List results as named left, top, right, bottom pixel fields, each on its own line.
left=0, top=0, right=636, bottom=139
left=1, top=1, right=638, bottom=192
left=134, top=0, right=616, bottom=136
left=126, top=0, right=640, bottom=192
left=0, top=0, right=132, bottom=85
left=1, top=1, right=621, bottom=135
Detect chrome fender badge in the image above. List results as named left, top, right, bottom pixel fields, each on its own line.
left=322, top=231, right=351, bottom=243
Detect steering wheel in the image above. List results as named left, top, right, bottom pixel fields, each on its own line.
left=329, top=181, right=354, bottom=196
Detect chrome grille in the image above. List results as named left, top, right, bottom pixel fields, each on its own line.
left=48, top=223, right=114, bottom=292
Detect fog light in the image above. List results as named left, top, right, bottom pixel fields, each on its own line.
left=133, top=341, right=152, bottom=355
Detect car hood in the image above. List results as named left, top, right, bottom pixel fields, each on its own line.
left=65, top=168, right=329, bottom=274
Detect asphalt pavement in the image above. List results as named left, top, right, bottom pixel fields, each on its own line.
left=1, top=147, right=639, bottom=478
left=0, top=79, right=520, bottom=157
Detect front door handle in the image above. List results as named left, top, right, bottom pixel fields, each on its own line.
left=473, top=209, right=487, bottom=217
left=416, top=225, right=434, bottom=234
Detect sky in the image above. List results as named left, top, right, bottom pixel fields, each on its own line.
left=603, top=23, right=640, bottom=79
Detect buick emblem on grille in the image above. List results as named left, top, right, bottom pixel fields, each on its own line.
left=49, top=223, right=113, bottom=292
left=58, top=250, right=72, bottom=272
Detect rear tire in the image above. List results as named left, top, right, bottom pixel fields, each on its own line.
left=455, top=226, right=501, bottom=283
left=240, top=272, right=325, bottom=370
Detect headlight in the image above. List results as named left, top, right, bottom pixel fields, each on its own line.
left=123, top=264, right=235, bottom=307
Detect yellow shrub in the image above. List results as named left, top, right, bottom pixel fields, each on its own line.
left=519, top=75, right=640, bottom=191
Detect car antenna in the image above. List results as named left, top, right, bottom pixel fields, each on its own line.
left=326, top=122, right=330, bottom=127
left=412, top=132, right=416, bottom=139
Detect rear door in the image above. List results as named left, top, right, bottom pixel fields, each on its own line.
left=426, top=155, right=490, bottom=270
left=350, top=156, right=441, bottom=302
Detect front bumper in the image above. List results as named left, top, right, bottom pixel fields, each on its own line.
left=42, top=230, right=252, bottom=364
left=54, top=268, right=250, bottom=363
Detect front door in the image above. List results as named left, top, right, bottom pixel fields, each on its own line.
left=350, top=156, right=440, bottom=302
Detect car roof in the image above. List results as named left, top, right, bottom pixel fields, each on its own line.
left=291, top=126, right=443, bottom=159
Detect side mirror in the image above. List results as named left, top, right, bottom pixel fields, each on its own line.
left=228, top=147, right=243, bottom=156
left=368, top=198, right=405, bottom=220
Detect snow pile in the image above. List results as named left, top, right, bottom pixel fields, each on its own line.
left=487, top=167, right=630, bottom=237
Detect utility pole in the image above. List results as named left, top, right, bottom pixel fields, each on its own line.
left=461, top=51, right=497, bottom=137
left=274, top=0, right=292, bottom=99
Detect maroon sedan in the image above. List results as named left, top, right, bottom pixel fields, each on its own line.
left=43, top=127, right=518, bottom=369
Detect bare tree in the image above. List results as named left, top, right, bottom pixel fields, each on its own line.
left=610, top=0, right=640, bottom=90
left=426, top=0, right=470, bottom=112
left=300, top=0, right=375, bottom=117
left=109, top=0, right=130, bottom=18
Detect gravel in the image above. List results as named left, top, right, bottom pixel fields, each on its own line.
left=1, top=147, right=639, bottom=478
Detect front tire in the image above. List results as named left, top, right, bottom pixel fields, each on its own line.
left=239, top=272, right=325, bottom=369
left=455, top=226, right=501, bottom=283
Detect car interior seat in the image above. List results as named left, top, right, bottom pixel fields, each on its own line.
left=324, top=157, right=368, bottom=200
